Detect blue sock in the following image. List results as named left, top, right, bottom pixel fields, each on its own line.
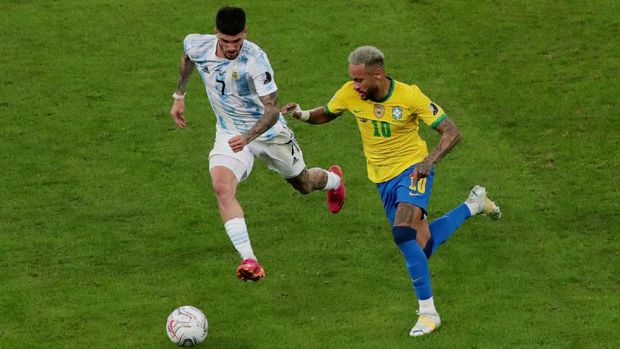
left=425, top=203, right=471, bottom=258
left=392, top=226, right=432, bottom=300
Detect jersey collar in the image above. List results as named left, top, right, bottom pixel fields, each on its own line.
left=372, top=77, right=395, bottom=103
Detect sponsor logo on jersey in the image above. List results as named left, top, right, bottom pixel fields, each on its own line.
left=360, top=117, right=368, bottom=123
left=392, top=106, right=403, bottom=120
left=374, top=104, right=385, bottom=118
left=429, top=102, right=439, bottom=115
left=202, top=65, right=210, bottom=74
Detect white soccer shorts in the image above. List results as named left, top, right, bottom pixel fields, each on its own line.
left=208, top=127, right=306, bottom=182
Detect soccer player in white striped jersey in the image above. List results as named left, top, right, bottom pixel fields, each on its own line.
left=169, top=6, right=345, bottom=282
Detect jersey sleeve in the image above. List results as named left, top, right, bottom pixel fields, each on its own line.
left=410, top=85, right=447, bottom=128
left=248, top=52, right=278, bottom=97
left=325, top=84, right=349, bottom=117
left=183, top=34, right=202, bottom=62
left=411, top=85, right=448, bottom=128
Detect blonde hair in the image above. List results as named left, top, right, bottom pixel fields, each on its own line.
left=348, top=46, right=384, bottom=68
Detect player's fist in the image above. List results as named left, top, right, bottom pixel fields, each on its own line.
left=228, top=134, right=248, bottom=153
left=281, top=103, right=301, bottom=118
left=410, top=160, right=433, bottom=182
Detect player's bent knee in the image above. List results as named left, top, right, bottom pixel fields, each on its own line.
left=392, top=226, right=417, bottom=245
left=212, top=182, right=236, bottom=201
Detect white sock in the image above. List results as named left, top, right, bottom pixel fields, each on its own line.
left=464, top=201, right=479, bottom=216
left=418, top=297, right=438, bottom=315
left=322, top=169, right=341, bottom=191
left=224, top=218, right=256, bottom=260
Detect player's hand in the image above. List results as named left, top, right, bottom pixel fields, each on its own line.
left=170, top=99, right=187, bottom=128
left=228, top=134, right=249, bottom=153
left=410, top=160, right=433, bottom=183
left=281, top=103, right=301, bottom=119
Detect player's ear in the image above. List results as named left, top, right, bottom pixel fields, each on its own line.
left=373, top=67, right=384, bottom=80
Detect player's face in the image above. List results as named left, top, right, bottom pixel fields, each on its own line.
left=216, top=29, right=247, bottom=60
left=349, top=63, right=382, bottom=100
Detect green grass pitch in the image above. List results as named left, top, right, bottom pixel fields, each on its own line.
left=1, top=0, right=618, bottom=348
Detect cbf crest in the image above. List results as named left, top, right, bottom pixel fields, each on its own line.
left=392, top=106, right=403, bottom=120
left=374, top=104, right=385, bottom=118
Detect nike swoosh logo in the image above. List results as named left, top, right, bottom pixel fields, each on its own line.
left=353, top=109, right=363, bottom=113
left=409, top=192, right=422, bottom=196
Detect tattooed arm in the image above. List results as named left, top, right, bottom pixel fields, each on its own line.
left=411, top=117, right=462, bottom=181
left=228, top=91, right=281, bottom=152
left=170, top=53, right=195, bottom=128
left=175, top=53, right=194, bottom=95
left=246, top=91, right=281, bottom=142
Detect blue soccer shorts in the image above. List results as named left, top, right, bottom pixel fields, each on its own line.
left=376, top=164, right=435, bottom=226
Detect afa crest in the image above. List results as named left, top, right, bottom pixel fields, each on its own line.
left=392, top=106, right=403, bottom=120
left=231, top=71, right=240, bottom=80
left=374, top=104, right=385, bottom=118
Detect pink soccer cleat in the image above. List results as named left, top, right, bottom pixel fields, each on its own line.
left=236, top=258, right=265, bottom=282
left=327, top=165, right=346, bottom=214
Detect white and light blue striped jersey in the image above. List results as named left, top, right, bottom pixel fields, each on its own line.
left=184, top=34, right=286, bottom=140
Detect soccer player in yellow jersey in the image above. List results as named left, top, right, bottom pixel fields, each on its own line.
left=282, top=46, right=501, bottom=337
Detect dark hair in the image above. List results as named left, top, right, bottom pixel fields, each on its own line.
left=216, top=6, right=246, bottom=35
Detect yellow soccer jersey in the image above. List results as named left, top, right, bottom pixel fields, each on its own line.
left=325, top=78, right=447, bottom=183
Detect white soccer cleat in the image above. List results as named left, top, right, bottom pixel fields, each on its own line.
left=409, top=311, right=441, bottom=337
left=466, top=185, right=501, bottom=220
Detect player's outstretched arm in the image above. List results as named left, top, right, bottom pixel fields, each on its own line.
left=170, top=53, right=195, bottom=128
left=411, top=117, right=462, bottom=181
left=281, top=103, right=337, bottom=124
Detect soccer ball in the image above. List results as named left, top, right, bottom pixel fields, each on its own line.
left=166, top=305, right=208, bottom=347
